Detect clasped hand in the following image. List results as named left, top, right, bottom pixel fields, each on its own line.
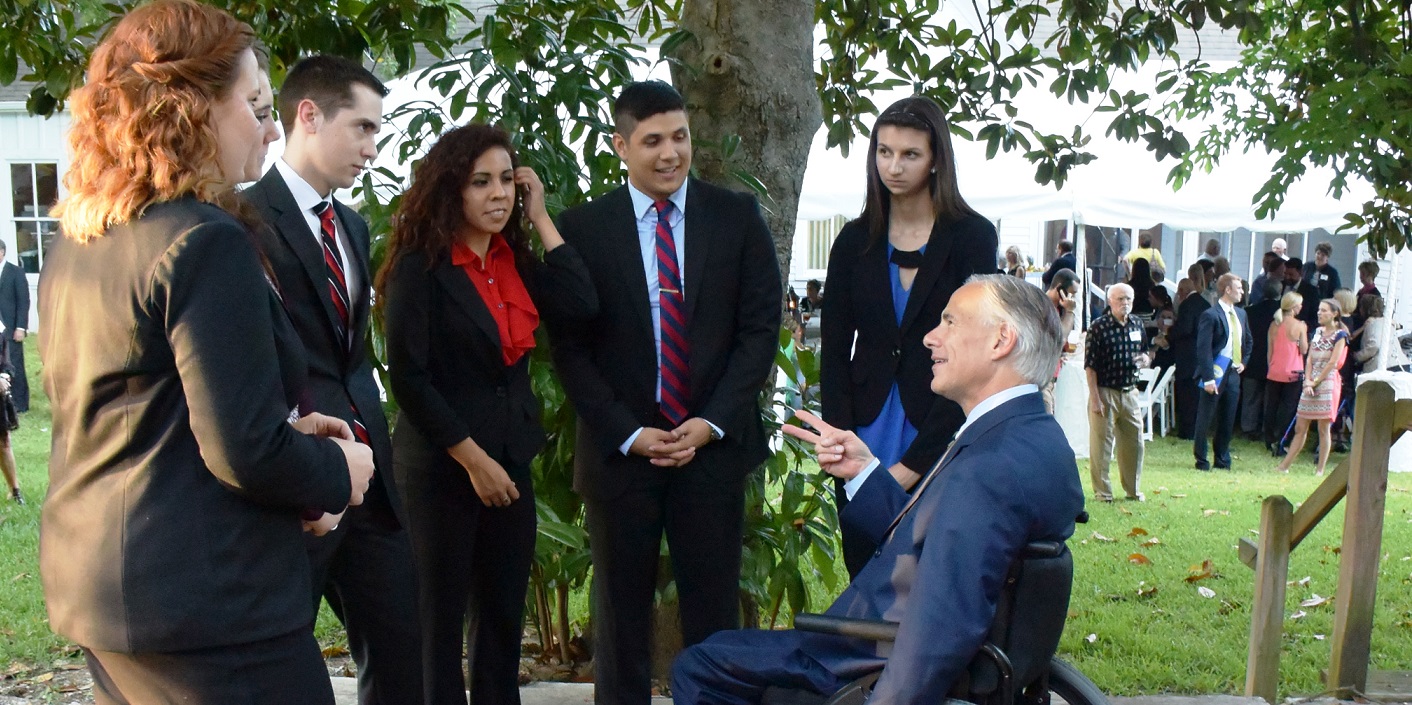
left=291, top=412, right=374, bottom=536
left=631, top=418, right=714, bottom=467
left=780, top=410, right=875, bottom=481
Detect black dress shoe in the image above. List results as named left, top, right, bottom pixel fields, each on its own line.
left=1195, top=461, right=1211, bottom=471
left=1215, top=463, right=1232, bottom=470
left=10, top=488, right=23, bottom=506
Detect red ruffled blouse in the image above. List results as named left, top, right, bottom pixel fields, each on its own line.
left=451, top=236, right=539, bottom=366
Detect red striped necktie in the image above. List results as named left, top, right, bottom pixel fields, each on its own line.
left=654, top=200, right=690, bottom=426
left=313, top=201, right=371, bottom=446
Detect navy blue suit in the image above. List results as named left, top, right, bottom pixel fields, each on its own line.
left=671, top=391, right=1084, bottom=705
left=1193, top=303, right=1255, bottom=468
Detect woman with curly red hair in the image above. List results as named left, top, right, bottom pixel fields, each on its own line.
left=39, top=1, right=371, bottom=701
left=377, top=123, right=596, bottom=704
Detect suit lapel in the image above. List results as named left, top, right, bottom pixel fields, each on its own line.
left=682, top=180, right=710, bottom=324
left=858, top=240, right=898, bottom=341
left=259, top=170, right=348, bottom=350
left=899, top=218, right=955, bottom=334
left=433, top=257, right=502, bottom=352
left=606, top=188, right=655, bottom=347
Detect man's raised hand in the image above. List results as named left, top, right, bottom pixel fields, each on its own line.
left=781, top=410, right=875, bottom=481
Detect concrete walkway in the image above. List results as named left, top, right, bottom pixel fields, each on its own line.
left=328, top=680, right=1369, bottom=705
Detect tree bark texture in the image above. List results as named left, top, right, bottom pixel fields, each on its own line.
left=669, top=0, right=822, bottom=286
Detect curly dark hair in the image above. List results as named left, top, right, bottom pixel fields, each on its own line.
left=375, top=123, right=532, bottom=301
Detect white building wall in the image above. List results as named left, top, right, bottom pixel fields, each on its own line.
left=0, top=104, right=71, bottom=332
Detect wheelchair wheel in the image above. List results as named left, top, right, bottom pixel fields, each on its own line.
left=1045, top=657, right=1109, bottom=705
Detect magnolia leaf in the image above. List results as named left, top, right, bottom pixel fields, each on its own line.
left=1198, top=586, right=1216, bottom=598
left=1287, top=576, right=1312, bottom=587
left=1091, top=532, right=1116, bottom=543
left=1086, top=633, right=1098, bottom=643
left=1128, top=527, right=1149, bottom=537
left=1301, top=594, right=1331, bottom=608
left=1128, top=553, right=1152, bottom=565
left=1290, top=610, right=1307, bottom=620
left=1141, top=537, right=1162, bottom=548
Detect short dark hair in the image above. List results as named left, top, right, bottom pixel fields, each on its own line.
left=1315, top=241, right=1333, bottom=256
left=1049, top=268, right=1079, bottom=293
left=1138, top=232, right=1153, bottom=248
left=1262, top=277, right=1283, bottom=301
left=613, top=80, right=685, bottom=139
left=806, top=279, right=822, bottom=291
left=278, top=55, right=388, bottom=133
left=1285, top=257, right=1304, bottom=276
left=1057, top=240, right=1074, bottom=255
left=1262, top=252, right=1282, bottom=273
left=1198, top=258, right=1216, bottom=275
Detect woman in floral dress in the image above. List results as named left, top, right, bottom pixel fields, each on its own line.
left=1276, top=298, right=1349, bottom=476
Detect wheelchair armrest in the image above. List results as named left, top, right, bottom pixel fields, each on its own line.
left=1021, top=541, right=1066, bottom=559
left=793, top=614, right=899, bottom=642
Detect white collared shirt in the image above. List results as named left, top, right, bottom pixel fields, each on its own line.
left=843, top=384, right=1040, bottom=499
left=274, top=159, right=360, bottom=300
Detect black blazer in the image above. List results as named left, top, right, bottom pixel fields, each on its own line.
left=548, top=179, right=782, bottom=500
left=0, top=260, right=29, bottom=334
left=243, top=169, right=403, bottom=528
left=1041, top=252, right=1076, bottom=289
left=1243, top=299, right=1280, bottom=379
left=37, top=198, right=350, bottom=652
left=1172, top=293, right=1211, bottom=378
left=1196, top=303, right=1256, bottom=383
left=384, top=245, right=597, bottom=475
left=820, top=214, right=999, bottom=473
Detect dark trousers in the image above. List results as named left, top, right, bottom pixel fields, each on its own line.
left=306, top=500, right=422, bottom=705
left=1194, top=373, right=1241, bottom=467
left=1240, top=376, right=1265, bottom=435
left=1263, top=379, right=1301, bottom=447
left=8, top=339, right=26, bottom=412
left=84, top=628, right=333, bottom=705
left=670, top=630, right=856, bottom=705
left=402, top=457, right=536, bottom=705
left=585, top=470, right=747, bottom=705
left=1175, top=374, right=1200, bottom=439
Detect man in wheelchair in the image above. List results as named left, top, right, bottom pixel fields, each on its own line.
left=671, top=275, right=1086, bottom=704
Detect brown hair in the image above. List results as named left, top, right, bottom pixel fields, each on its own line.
left=375, top=124, right=531, bottom=301
left=52, top=0, right=256, bottom=242
left=858, top=95, right=977, bottom=249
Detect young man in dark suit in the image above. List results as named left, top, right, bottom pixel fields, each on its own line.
left=548, top=80, right=782, bottom=705
left=0, top=241, right=29, bottom=413
left=242, top=55, right=421, bottom=705
left=1194, top=273, right=1255, bottom=470
left=671, top=275, right=1084, bottom=705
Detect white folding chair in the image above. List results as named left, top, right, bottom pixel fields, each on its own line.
left=1136, top=366, right=1175, bottom=441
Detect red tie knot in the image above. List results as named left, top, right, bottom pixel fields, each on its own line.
left=653, top=199, right=673, bottom=217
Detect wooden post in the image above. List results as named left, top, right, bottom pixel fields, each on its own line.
left=1246, top=495, right=1294, bottom=704
left=1328, top=381, right=1396, bottom=697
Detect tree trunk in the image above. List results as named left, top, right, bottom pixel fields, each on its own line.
left=668, top=0, right=822, bottom=286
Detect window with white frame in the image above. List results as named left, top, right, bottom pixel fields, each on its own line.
left=10, top=162, right=59, bottom=275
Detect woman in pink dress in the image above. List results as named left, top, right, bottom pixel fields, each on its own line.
left=1276, top=298, right=1349, bottom=475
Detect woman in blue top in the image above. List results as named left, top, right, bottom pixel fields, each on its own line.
left=820, top=96, right=999, bottom=577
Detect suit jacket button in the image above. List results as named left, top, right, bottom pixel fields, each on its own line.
left=892, top=347, right=901, bottom=358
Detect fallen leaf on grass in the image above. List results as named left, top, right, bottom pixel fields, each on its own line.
left=1202, top=509, right=1231, bottom=517
left=1322, top=545, right=1342, bottom=555
left=1136, top=583, right=1158, bottom=598
left=34, top=673, right=52, bottom=683
left=1171, top=493, right=1188, bottom=498
left=1091, top=532, right=1116, bottom=543
left=1185, top=559, right=1218, bottom=582
left=1128, top=527, right=1149, bottom=537
left=1290, top=610, right=1308, bottom=620
left=10, top=572, right=29, bottom=582
left=1300, top=594, right=1332, bottom=608
left=1128, top=553, right=1152, bottom=565
left=1086, top=633, right=1097, bottom=643
left=1314, top=634, right=1326, bottom=640
left=1198, top=586, right=1216, bottom=598
left=1287, top=576, right=1311, bottom=587
left=1219, top=600, right=1240, bottom=615
left=321, top=645, right=349, bottom=658
left=1141, top=537, right=1162, bottom=548
left=1119, top=506, right=1132, bottom=515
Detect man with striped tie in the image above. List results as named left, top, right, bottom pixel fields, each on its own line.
left=243, top=55, right=421, bottom=705
left=548, top=80, right=782, bottom=705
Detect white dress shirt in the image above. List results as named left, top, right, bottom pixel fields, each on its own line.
left=274, top=159, right=361, bottom=302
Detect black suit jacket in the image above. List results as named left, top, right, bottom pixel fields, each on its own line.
left=820, top=214, right=998, bottom=472
left=244, top=169, right=403, bottom=528
left=1296, top=280, right=1323, bottom=331
left=384, top=245, right=596, bottom=475
left=1196, top=302, right=1255, bottom=383
left=1243, top=299, right=1280, bottom=379
left=1041, top=252, right=1076, bottom=289
left=38, top=198, right=350, bottom=652
left=0, top=260, right=29, bottom=334
left=1172, top=293, right=1211, bottom=379
left=548, top=179, right=782, bottom=500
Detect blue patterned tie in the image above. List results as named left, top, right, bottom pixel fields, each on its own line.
left=654, top=200, right=690, bottom=425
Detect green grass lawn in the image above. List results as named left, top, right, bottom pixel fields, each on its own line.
left=4, top=359, right=1411, bottom=699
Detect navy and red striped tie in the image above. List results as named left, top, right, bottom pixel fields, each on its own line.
left=654, top=200, right=690, bottom=426
left=313, top=201, right=371, bottom=447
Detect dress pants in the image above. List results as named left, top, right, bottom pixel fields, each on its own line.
left=670, top=630, right=856, bottom=705
left=84, top=628, right=333, bottom=705
left=306, top=498, right=423, bottom=705
left=7, top=340, right=26, bottom=412
left=1264, top=379, right=1301, bottom=448
left=1240, top=376, right=1265, bottom=435
left=1174, top=378, right=1199, bottom=439
left=402, top=456, right=536, bottom=705
left=1194, top=372, right=1241, bottom=467
left=1088, top=386, right=1143, bottom=500
left=585, top=468, right=747, bottom=705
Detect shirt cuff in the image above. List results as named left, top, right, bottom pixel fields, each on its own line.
left=843, top=457, right=882, bottom=501
left=704, top=419, right=724, bottom=440
left=619, top=427, right=645, bottom=456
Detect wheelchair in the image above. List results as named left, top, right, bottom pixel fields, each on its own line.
left=761, top=537, right=1108, bottom=705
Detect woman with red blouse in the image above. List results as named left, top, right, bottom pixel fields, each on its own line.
left=377, top=124, right=597, bottom=705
